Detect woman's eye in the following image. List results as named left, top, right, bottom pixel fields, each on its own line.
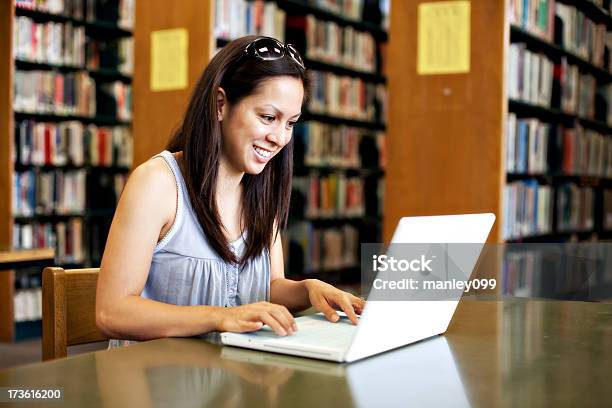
left=287, top=121, right=296, bottom=129
left=261, top=115, right=275, bottom=122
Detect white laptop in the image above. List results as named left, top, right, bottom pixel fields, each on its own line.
left=221, top=213, right=496, bottom=362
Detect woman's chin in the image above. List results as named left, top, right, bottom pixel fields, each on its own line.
left=244, top=162, right=267, bottom=175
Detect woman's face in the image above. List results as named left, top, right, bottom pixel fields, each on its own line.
left=219, top=75, right=304, bottom=175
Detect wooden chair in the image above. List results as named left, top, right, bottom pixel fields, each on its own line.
left=42, top=267, right=108, bottom=361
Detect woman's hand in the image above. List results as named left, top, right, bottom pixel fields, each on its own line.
left=214, top=301, right=297, bottom=336
left=304, top=279, right=365, bottom=325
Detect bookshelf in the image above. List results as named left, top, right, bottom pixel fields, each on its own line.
left=0, top=0, right=135, bottom=341
left=385, top=0, right=612, bottom=245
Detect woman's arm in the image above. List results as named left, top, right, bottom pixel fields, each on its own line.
left=96, top=158, right=222, bottom=339
left=268, top=227, right=365, bottom=325
left=96, top=158, right=296, bottom=339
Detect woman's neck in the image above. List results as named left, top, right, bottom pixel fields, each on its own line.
left=217, top=156, right=243, bottom=199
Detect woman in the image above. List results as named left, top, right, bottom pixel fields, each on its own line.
left=96, top=36, right=365, bottom=341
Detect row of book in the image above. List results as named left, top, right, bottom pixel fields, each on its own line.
left=308, top=70, right=386, bottom=122
left=13, top=70, right=96, bottom=117
left=507, top=43, right=554, bottom=108
left=13, top=218, right=85, bottom=264
left=289, top=14, right=377, bottom=73
left=12, top=170, right=127, bottom=218
left=506, top=115, right=612, bottom=177
left=308, top=0, right=367, bottom=21
left=604, top=190, right=612, bottom=229
left=559, top=126, right=612, bottom=177
left=508, top=0, right=555, bottom=42
left=557, top=183, right=595, bottom=232
left=558, top=58, right=597, bottom=118
left=14, top=272, right=42, bottom=322
left=508, top=44, right=601, bottom=119
left=14, top=120, right=133, bottom=168
left=14, top=288, right=42, bottom=322
left=16, top=0, right=135, bottom=30
left=308, top=0, right=389, bottom=28
left=214, top=0, right=285, bottom=42
left=508, top=0, right=608, bottom=70
left=295, top=122, right=386, bottom=169
left=284, top=222, right=359, bottom=274
left=13, top=170, right=87, bottom=216
left=555, top=3, right=607, bottom=68
left=503, top=245, right=612, bottom=300
left=503, top=250, right=539, bottom=298
left=97, top=80, right=132, bottom=121
left=293, top=174, right=365, bottom=218
left=506, top=114, right=549, bottom=174
left=503, top=181, right=553, bottom=240
left=13, top=16, right=86, bottom=67
left=296, top=122, right=360, bottom=168
left=86, top=37, right=133, bottom=74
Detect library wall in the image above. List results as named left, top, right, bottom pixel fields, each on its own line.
left=384, top=0, right=506, bottom=243
left=132, top=0, right=213, bottom=166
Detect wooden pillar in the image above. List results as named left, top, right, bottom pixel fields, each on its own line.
left=132, top=0, right=214, bottom=167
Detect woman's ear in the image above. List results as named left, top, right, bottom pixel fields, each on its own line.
left=216, top=87, right=227, bottom=121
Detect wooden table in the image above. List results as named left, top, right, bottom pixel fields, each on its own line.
left=0, top=248, right=55, bottom=270
left=0, top=299, right=611, bottom=407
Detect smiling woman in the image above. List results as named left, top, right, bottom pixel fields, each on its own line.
left=95, top=35, right=365, bottom=345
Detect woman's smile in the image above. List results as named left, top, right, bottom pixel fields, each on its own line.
left=253, top=144, right=274, bottom=161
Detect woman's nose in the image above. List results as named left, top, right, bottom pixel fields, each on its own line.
left=266, top=127, right=290, bottom=146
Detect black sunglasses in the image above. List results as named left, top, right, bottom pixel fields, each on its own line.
left=244, top=37, right=305, bottom=70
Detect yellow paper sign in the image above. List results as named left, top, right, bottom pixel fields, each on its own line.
left=417, top=1, right=471, bottom=75
left=150, top=28, right=189, bottom=91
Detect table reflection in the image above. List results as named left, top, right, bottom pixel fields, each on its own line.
left=94, top=335, right=469, bottom=408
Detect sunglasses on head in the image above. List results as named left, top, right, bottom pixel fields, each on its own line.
left=244, top=37, right=305, bottom=70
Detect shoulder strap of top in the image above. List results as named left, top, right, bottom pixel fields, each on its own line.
left=151, top=150, right=187, bottom=252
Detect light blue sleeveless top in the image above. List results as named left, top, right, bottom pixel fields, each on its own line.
left=109, top=150, right=270, bottom=347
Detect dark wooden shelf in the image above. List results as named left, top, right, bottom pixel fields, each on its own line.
left=14, top=112, right=131, bottom=126
left=507, top=173, right=612, bottom=186
left=556, top=0, right=612, bottom=28
left=507, top=99, right=612, bottom=134
left=15, top=59, right=132, bottom=82
left=289, top=215, right=382, bottom=226
left=13, top=210, right=115, bottom=223
left=14, top=6, right=132, bottom=37
left=506, top=229, right=597, bottom=243
left=277, top=0, right=388, bottom=41
left=302, top=58, right=386, bottom=83
left=510, top=25, right=612, bottom=84
left=294, top=165, right=384, bottom=176
left=14, top=163, right=130, bottom=173
left=303, top=111, right=386, bottom=130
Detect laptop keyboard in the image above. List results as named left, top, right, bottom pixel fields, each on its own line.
left=250, top=314, right=358, bottom=349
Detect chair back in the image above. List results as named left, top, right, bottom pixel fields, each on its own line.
left=42, top=267, right=108, bottom=361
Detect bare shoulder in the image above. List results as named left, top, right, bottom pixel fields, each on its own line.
left=119, top=156, right=177, bottom=224
left=130, top=156, right=176, bottom=192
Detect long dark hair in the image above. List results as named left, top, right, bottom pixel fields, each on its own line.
left=166, top=35, right=308, bottom=265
